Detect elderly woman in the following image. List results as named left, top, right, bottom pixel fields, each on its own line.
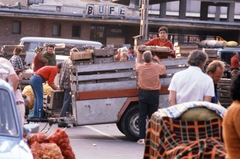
left=223, top=74, right=240, bottom=159
left=33, top=46, right=48, bottom=72
left=120, top=51, right=130, bottom=61
left=9, top=46, right=24, bottom=73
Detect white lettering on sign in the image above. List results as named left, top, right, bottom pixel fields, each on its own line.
left=98, top=5, right=105, bottom=15
left=86, top=4, right=94, bottom=15
left=86, top=4, right=125, bottom=16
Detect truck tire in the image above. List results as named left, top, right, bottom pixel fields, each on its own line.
left=121, top=105, right=139, bottom=141
left=116, top=120, right=125, bottom=134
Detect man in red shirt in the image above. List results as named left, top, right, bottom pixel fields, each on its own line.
left=144, top=26, right=175, bottom=58
left=28, top=63, right=62, bottom=119
left=230, top=52, right=239, bottom=71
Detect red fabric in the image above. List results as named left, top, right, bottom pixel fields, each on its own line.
left=33, top=54, right=45, bottom=72
left=230, top=55, right=239, bottom=69
left=35, top=66, right=58, bottom=84
left=144, top=38, right=176, bottom=58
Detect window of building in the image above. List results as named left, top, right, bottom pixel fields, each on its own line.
left=90, top=26, right=105, bottom=45
left=12, top=21, right=21, bottom=34
left=72, top=25, right=81, bottom=37
left=53, top=24, right=61, bottom=36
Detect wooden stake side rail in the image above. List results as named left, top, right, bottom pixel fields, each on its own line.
left=70, top=57, right=188, bottom=101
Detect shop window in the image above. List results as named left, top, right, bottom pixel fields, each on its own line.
left=72, top=25, right=81, bottom=37
left=12, top=21, right=21, bottom=34
left=53, top=24, right=61, bottom=36
left=90, top=26, right=105, bottom=45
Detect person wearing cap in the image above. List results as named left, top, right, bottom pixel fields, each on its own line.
left=135, top=49, right=166, bottom=144
left=43, top=44, right=56, bottom=66
left=33, top=46, right=48, bottom=72
left=144, top=26, right=175, bottom=58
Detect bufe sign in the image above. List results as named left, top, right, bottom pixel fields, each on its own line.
left=86, top=4, right=125, bottom=16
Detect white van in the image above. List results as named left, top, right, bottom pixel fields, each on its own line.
left=19, top=37, right=102, bottom=67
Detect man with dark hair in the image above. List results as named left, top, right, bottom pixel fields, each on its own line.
left=144, top=26, right=175, bottom=58
left=28, top=63, right=62, bottom=119
left=44, top=44, right=56, bottom=66
left=230, top=52, right=239, bottom=71
left=206, top=60, right=225, bottom=104
left=135, top=49, right=166, bottom=144
left=223, top=73, right=240, bottom=159
left=168, top=50, right=214, bottom=106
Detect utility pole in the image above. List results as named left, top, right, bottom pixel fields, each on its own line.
left=140, top=0, right=149, bottom=40
left=133, top=0, right=149, bottom=49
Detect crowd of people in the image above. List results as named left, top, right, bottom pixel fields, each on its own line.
left=0, top=25, right=239, bottom=157
left=134, top=26, right=240, bottom=158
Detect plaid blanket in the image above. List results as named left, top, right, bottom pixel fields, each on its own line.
left=144, top=102, right=227, bottom=159
left=154, top=101, right=227, bottom=119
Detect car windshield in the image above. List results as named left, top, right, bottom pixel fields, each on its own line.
left=0, top=88, right=18, bottom=136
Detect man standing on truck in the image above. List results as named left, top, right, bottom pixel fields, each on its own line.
left=143, top=26, right=175, bottom=58
left=168, top=50, right=215, bottom=106
left=135, top=49, right=166, bottom=144
left=230, top=52, right=239, bottom=71
left=43, top=44, right=56, bottom=66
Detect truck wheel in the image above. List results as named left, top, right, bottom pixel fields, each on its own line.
left=121, top=105, right=139, bottom=141
left=116, top=120, right=125, bottom=134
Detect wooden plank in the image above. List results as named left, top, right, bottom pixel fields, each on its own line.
left=71, top=76, right=172, bottom=92
left=75, top=86, right=169, bottom=100
left=71, top=71, right=136, bottom=81
left=73, top=58, right=188, bottom=73
left=71, top=80, right=137, bottom=92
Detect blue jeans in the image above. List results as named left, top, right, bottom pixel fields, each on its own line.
left=30, top=75, right=45, bottom=118
left=60, top=89, right=72, bottom=117
left=138, top=89, right=159, bottom=139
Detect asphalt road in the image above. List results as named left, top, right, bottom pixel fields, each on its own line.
left=37, top=122, right=145, bottom=159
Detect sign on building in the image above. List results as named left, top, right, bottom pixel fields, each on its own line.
left=86, top=4, right=125, bottom=16
left=28, top=0, right=43, bottom=5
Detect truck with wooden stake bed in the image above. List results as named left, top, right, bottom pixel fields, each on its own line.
left=41, top=47, right=189, bottom=141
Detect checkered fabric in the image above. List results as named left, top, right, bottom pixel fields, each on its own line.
left=144, top=116, right=226, bottom=159
left=153, top=101, right=227, bottom=119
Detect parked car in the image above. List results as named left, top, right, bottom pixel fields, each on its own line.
left=0, top=78, right=33, bottom=159
left=19, top=37, right=103, bottom=67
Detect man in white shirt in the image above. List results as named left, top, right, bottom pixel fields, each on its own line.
left=168, top=50, right=214, bottom=106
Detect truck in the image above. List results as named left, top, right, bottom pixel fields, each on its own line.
left=42, top=54, right=188, bottom=141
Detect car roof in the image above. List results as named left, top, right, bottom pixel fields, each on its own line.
left=20, top=37, right=102, bottom=48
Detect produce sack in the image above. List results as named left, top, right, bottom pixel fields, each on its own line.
left=31, top=142, right=64, bottom=159
left=47, top=128, right=76, bottom=159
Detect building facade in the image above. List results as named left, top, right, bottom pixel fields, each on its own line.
left=0, top=0, right=239, bottom=47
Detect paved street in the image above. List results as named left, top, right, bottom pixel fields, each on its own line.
left=37, top=123, right=145, bottom=159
